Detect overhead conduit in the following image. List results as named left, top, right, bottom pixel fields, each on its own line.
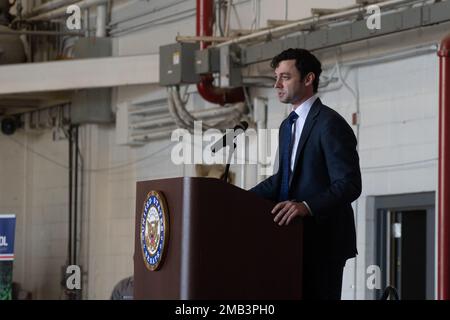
left=196, top=0, right=244, bottom=105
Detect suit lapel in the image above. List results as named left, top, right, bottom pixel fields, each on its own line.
left=291, top=98, right=322, bottom=176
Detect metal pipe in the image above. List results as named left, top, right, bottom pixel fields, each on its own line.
left=196, top=0, right=245, bottom=105
left=74, top=125, right=79, bottom=267
left=197, top=0, right=213, bottom=50
left=28, top=0, right=108, bottom=21
left=128, top=106, right=170, bottom=116
left=131, top=128, right=177, bottom=141
left=83, top=7, right=90, bottom=37
left=96, top=4, right=107, bottom=37
left=68, top=125, right=73, bottom=266
left=131, top=103, right=245, bottom=129
left=23, top=0, right=80, bottom=19
left=197, top=74, right=245, bottom=105
left=109, top=0, right=187, bottom=26
left=176, top=35, right=232, bottom=43
left=216, top=0, right=425, bottom=48
left=0, top=29, right=84, bottom=36
left=438, top=32, right=450, bottom=300
left=77, top=127, right=84, bottom=299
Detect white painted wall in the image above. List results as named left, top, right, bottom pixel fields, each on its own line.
left=318, top=50, right=439, bottom=299
left=0, top=130, right=69, bottom=299
left=80, top=124, right=182, bottom=299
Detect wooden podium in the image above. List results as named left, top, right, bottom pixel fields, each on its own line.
left=134, top=177, right=302, bottom=299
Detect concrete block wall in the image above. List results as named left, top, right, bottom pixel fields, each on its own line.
left=0, top=121, right=182, bottom=299
left=318, top=51, right=439, bottom=299
left=0, top=130, right=69, bottom=299
left=80, top=124, right=182, bottom=299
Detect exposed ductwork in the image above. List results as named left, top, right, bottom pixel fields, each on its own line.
left=196, top=0, right=244, bottom=105
left=438, top=32, right=450, bottom=300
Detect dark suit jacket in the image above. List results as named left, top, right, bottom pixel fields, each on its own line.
left=250, top=98, right=362, bottom=263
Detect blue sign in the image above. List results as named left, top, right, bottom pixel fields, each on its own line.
left=0, top=215, right=16, bottom=261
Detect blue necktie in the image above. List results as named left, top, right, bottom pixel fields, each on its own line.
left=279, top=111, right=299, bottom=201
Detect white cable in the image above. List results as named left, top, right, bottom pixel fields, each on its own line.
left=171, top=86, right=199, bottom=128
left=167, top=87, right=191, bottom=130
left=168, top=85, right=247, bottom=131
left=224, top=0, right=232, bottom=36
left=250, top=0, right=257, bottom=31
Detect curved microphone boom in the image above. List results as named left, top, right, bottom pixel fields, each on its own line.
left=210, top=121, right=248, bottom=153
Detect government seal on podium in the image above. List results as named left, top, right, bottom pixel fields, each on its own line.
left=140, top=190, right=169, bottom=271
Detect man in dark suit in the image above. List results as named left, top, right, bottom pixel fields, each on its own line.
left=250, top=48, right=362, bottom=300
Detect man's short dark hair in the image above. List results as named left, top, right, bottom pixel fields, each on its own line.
left=271, top=48, right=322, bottom=93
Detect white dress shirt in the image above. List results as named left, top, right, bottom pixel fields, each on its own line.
left=289, top=94, right=317, bottom=215
left=290, top=94, right=317, bottom=172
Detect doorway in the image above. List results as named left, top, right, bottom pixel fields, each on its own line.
left=367, top=192, right=435, bottom=300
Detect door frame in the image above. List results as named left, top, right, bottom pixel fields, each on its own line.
left=365, top=192, right=435, bottom=300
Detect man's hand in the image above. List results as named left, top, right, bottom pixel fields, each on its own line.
left=271, top=201, right=310, bottom=226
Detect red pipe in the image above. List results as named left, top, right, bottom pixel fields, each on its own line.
left=438, top=33, right=450, bottom=300
left=196, top=0, right=245, bottom=105
left=196, top=0, right=213, bottom=50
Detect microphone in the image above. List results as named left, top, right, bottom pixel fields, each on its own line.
left=211, top=121, right=248, bottom=153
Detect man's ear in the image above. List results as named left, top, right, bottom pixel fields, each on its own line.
left=304, top=72, right=315, bottom=87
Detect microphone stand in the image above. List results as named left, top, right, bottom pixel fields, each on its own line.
left=223, top=141, right=237, bottom=183
left=211, top=123, right=248, bottom=183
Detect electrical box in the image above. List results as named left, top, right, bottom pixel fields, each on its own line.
left=71, top=88, right=113, bottom=124
left=220, top=44, right=242, bottom=88
left=159, top=42, right=200, bottom=86
left=195, top=47, right=220, bottom=74
left=70, top=38, right=113, bottom=124
left=72, top=37, right=112, bottom=59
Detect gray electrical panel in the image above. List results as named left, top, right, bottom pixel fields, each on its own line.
left=71, top=88, right=113, bottom=124
left=159, top=42, right=200, bottom=86
left=73, top=37, right=112, bottom=59
left=70, top=38, right=114, bottom=124
left=220, top=44, right=242, bottom=88
left=195, top=47, right=220, bottom=74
